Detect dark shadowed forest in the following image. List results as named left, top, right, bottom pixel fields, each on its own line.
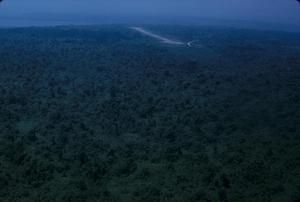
left=0, top=25, right=299, bottom=201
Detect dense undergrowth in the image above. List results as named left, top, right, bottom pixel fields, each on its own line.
left=0, top=25, right=299, bottom=201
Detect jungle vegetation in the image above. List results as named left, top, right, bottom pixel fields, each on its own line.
left=0, top=25, right=299, bottom=201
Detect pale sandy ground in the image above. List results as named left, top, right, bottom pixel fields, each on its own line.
left=131, top=27, right=204, bottom=48
left=131, top=27, right=185, bottom=46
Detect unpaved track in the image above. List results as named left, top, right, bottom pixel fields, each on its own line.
left=131, top=27, right=185, bottom=46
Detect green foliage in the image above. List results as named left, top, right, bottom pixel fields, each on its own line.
left=0, top=25, right=299, bottom=201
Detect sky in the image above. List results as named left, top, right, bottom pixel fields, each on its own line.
left=0, top=0, right=300, bottom=28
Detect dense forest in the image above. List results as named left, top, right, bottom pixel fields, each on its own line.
left=0, top=25, right=299, bottom=201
